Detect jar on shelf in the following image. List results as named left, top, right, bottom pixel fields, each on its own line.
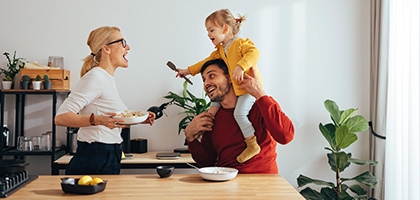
left=2, top=125, right=9, bottom=149
left=41, top=132, right=51, bottom=151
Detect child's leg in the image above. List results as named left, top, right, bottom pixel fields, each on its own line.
left=194, top=102, right=220, bottom=139
left=234, top=94, right=260, bottom=163
left=208, top=102, right=221, bottom=116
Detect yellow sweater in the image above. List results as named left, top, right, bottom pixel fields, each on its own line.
left=188, top=38, right=263, bottom=96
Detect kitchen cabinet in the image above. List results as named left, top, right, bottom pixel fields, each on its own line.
left=0, top=89, right=70, bottom=175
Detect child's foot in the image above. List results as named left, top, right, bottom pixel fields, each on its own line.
left=236, top=135, right=261, bottom=163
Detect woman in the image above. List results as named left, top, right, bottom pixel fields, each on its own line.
left=55, top=26, right=155, bottom=175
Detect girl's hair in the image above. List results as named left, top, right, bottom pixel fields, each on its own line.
left=205, top=9, right=246, bottom=36
left=80, top=26, right=121, bottom=77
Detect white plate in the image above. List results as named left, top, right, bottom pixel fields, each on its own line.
left=114, top=110, right=148, bottom=125
left=198, top=167, right=238, bottom=181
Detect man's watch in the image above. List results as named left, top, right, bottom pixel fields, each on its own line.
left=89, top=113, right=95, bottom=126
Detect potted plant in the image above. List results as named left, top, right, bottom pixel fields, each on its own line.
left=1, top=76, right=12, bottom=90
left=32, top=75, right=42, bottom=90
left=1, top=51, right=26, bottom=89
left=297, top=99, right=378, bottom=200
left=43, top=74, right=52, bottom=89
left=163, top=81, right=211, bottom=135
left=21, top=74, right=30, bottom=89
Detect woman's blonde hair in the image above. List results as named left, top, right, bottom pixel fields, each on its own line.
left=80, top=26, right=121, bottom=77
left=205, top=9, right=246, bottom=37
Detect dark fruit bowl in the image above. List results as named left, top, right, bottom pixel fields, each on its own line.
left=60, top=177, right=107, bottom=195
left=156, top=165, right=174, bottom=178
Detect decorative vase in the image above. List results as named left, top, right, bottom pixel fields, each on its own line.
left=21, top=81, right=30, bottom=89
left=43, top=81, right=52, bottom=90
left=32, top=81, right=42, bottom=90
left=2, top=81, right=12, bottom=90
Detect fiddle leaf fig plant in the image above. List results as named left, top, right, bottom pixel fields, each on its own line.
left=163, top=81, right=211, bottom=135
left=297, top=99, right=377, bottom=200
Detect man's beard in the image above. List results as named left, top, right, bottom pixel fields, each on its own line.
left=209, top=79, right=231, bottom=102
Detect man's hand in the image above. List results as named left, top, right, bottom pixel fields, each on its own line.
left=184, top=112, right=214, bottom=142
left=238, top=67, right=266, bottom=99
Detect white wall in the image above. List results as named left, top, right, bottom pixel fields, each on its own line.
left=0, top=0, right=370, bottom=188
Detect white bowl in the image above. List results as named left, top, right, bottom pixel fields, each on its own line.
left=114, top=110, right=148, bottom=125
left=198, top=167, right=238, bottom=181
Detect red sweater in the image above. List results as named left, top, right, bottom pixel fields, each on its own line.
left=188, top=96, right=294, bottom=174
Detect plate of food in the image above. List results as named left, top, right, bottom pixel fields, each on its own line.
left=114, top=110, right=148, bottom=125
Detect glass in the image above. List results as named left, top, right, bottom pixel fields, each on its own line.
left=41, top=133, right=51, bottom=151
left=17, top=136, right=27, bottom=151
left=23, top=139, right=33, bottom=151
left=47, top=56, right=64, bottom=69
left=31, top=136, right=41, bottom=151
left=106, top=38, right=126, bottom=48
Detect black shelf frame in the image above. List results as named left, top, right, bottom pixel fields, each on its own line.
left=0, top=89, right=70, bottom=174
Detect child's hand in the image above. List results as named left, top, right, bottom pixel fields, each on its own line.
left=232, top=66, right=244, bottom=82
left=176, top=68, right=191, bottom=78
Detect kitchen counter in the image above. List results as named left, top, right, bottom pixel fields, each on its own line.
left=8, top=174, right=304, bottom=199
left=53, top=152, right=196, bottom=175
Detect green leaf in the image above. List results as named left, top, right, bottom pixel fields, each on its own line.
left=182, top=81, right=188, bottom=97
left=335, top=126, right=357, bottom=149
left=348, top=158, right=378, bottom=166
left=328, top=152, right=350, bottom=172
left=178, top=116, right=193, bottom=135
left=338, top=191, right=353, bottom=200
left=348, top=184, right=367, bottom=195
left=186, top=88, right=197, bottom=100
left=297, top=174, right=335, bottom=188
left=344, top=115, right=369, bottom=133
left=341, top=171, right=378, bottom=188
left=324, top=99, right=341, bottom=126
left=299, top=187, right=326, bottom=200
left=320, top=187, right=338, bottom=200
left=339, top=108, right=357, bottom=125
left=319, top=123, right=337, bottom=149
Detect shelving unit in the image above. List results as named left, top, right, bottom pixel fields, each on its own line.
left=0, top=89, right=70, bottom=175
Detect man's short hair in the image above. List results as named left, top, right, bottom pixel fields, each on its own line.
left=200, top=59, right=229, bottom=75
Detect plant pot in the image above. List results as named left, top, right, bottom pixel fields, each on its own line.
left=21, top=81, right=30, bottom=89
left=43, top=81, right=52, bottom=90
left=2, top=81, right=12, bottom=89
left=32, top=81, right=42, bottom=90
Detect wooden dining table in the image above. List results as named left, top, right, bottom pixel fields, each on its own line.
left=8, top=174, right=304, bottom=199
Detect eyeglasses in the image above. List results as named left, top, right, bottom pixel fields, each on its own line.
left=106, top=38, right=127, bottom=48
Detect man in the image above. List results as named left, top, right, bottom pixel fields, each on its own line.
left=185, top=59, right=294, bottom=174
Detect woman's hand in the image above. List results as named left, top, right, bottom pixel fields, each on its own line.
left=102, top=112, right=125, bottom=129
left=141, top=111, right=156, bottom=126
left=184, top=112, right=214, bottom=142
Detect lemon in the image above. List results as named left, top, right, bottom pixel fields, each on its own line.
left=122, top=151, right=126, bottom=159
left=90, top=177, right=104, bottom=185
left=78, top=175, right=93, bottom=186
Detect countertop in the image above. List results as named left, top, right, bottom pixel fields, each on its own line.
left=8, top=174, right=304, bottom=199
